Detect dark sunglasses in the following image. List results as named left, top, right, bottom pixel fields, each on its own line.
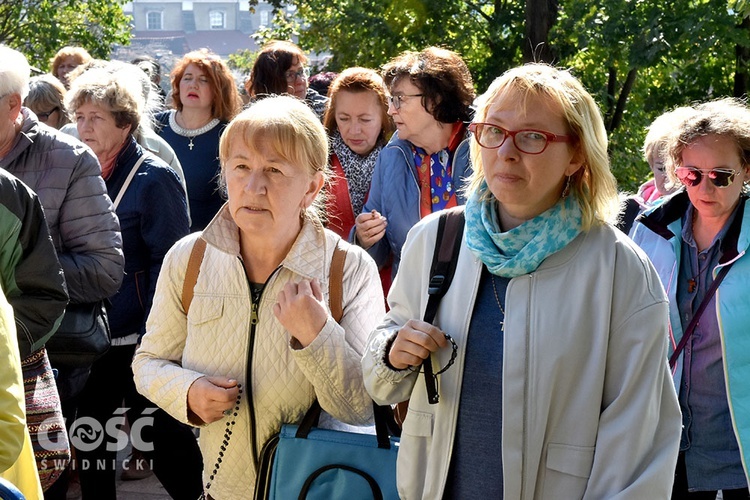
left=675, top=166, right=740, bottom=188
left=36, top=107, right=60, bottom=122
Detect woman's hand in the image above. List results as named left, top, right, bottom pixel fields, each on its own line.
left=388, top=319, right=450, bottom=370
left=355, top=210, right=387, bottom=249
left=274, top=278, right=328, bottom=348
left=187, top=376, right=239, bottom=425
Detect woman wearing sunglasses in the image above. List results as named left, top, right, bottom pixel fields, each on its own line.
left=363, top=63, right=681, bottom=498
left=24, top=74, right=69, bottom=129
left=630, top=98, right=750, bottom=499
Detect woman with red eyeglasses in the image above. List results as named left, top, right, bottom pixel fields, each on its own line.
left=631, top=98, right=750, bottom=499
left=364, top=63, right=681, bottom=499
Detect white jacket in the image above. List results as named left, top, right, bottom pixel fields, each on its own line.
left=133, top=206, right=385, bottom=499
left=363, top=212, right=681, bottom=499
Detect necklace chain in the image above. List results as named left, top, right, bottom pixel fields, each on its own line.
left=490, top=274, right=506, bottom=332
left=687, top=255, right=713, bottom=294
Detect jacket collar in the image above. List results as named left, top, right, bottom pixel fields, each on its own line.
left=1, top=108, right=39, bottom=167
left=202, top=206, right=330, bottom=282
left=635, top=189, right=691, bottom=241
left=107, top=136, right=139, bottom=182
left=637, top=189, right=748, bottom=263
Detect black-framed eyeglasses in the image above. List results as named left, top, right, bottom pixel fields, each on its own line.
left=675, top=166, right=741, bottom=188
left=36, top=107, right=60, bottom=122
left=284, top=67, right=310, bottom=83
left=387, top=94, right=423, bottom=110
left=469, top=122, right=573, bottom=155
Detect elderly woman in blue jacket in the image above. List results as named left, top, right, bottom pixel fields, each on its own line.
left=352, top=47, right=475, bottom=280
left=631, top=98, right=750, bottom=499
left=66, top=65, right=198, bottom=500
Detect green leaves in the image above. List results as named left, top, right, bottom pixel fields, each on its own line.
left=0, top=0, right=131, bottom=71
left=238, top=0, right=748, bottom=191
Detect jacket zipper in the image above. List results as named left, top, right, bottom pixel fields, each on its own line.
left=243, top=260, right=283, bottom=471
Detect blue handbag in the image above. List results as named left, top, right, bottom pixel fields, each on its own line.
left=254, top=400, right=400, bottom=500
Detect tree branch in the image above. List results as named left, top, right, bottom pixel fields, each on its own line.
left=604, top=67, right=617, bottom=129
left=462, top=0, right=494, bottom=24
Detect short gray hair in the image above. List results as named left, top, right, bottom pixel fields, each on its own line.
left=66, top=66, right=144, bottom=134
left=0, top=46, right=31, bottom=101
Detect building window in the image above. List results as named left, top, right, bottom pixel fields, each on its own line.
left=209, top=11, right=225, bottom=29
left=260, top=10, right=269, bottom=26
left=146, top=11, right=162, bottom=30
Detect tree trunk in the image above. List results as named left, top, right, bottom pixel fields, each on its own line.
left=608, top=67, right=638, bottom=133
left=523, top=0, right=558, bottom=63
left=734, top=15, right=750, bottom=98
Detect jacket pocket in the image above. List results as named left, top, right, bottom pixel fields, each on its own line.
left=541, top=443, right=594, bottom=499
left=401, top=409, right=433, bottom=437
left=398, top=410, right=433, bottom=499
left=187, top=296, right=224, bottom=325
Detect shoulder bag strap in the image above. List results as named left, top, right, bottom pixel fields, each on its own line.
left=112, top=154, right=147, bottom=210
left=181, top=237, right=207, bottom=313
left=669, top=261, right=733, bottom=370
left=329, top=238, right=347, bottom=323
left=421, top=207, right=465, bottom=404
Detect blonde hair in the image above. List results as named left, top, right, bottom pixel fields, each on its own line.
left=643, top=107, right=696, bottom=164
left=25, top=74, right=69, bottom=127
left=219, top=95, right=330, bottom=220
left=50, top=46, right=92, bottom=81
left=467, top=63, right=619, bottom=230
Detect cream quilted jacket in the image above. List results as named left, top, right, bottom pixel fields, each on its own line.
left=133, top=206, right=385, bottom=499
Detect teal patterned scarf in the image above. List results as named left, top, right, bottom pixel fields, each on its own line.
left=465, top=181, right=583, bottom=277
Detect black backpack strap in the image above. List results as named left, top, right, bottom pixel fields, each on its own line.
left=421, top=207, right=465, bottom=404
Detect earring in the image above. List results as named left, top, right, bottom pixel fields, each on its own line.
left=562, top=175, right=572, bottom=198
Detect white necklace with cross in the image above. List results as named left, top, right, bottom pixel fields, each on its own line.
left=169, top=111, right=220, bottom=151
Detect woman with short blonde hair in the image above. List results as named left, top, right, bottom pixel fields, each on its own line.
left=135, top=95, right=385, bottom=499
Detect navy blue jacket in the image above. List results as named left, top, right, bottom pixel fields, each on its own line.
left=105, top=137, right=189, bottom=339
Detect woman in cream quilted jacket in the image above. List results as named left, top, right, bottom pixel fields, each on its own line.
left=133, top=95, right=385, bottom=499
